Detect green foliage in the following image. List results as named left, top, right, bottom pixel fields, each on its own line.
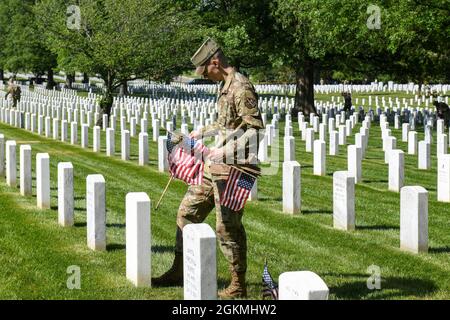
left=0, top=0, right=57, bottom=76
left=35, top=0, right=202, bottom=92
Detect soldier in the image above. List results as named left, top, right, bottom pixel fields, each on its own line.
left=341, top=91, right=352, bottom=114
left=4, top=77, right=21, bottom=108
left=152, top=38, right=263, bottom=299
left=434, top=100, right=450, bottom=128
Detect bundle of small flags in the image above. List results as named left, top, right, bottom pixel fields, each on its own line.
left=261, top=260, right=279, bottom=300
left=166, top=133, right=209, bottom=185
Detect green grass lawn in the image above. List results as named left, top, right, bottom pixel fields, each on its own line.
left=1, top=92, right=450, bottom=300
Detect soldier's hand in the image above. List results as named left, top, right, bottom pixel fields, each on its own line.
left=190, top=130, right=201, bottom=140
left=207, top=147, right=224, bottom=162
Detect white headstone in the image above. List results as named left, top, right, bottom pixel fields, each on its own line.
left=284, top=136, right=295, bottom=161
left=402, top=123, right=410, bottom=142
left=347, top=145, right=362, bottom=183
left=139, top=132, right=149, bottom=166
left=0, top=134, right=4, bottom=177
left=329, top=131, right=339, bottom=156
left=333, top=171, right=355, bottom=231
left=121, top=130, right=130, bottom=161
left=36, top=153, right=50, bottom=209
left=58, top=162, right=74, bottom=227
left=306, top=128, right=314, bottom=152
left=86, top=174, right=106, bottom=251
left=6, top=140, right=17, bottom=187
left=71, top=122, right=78, bottom=145
left=130, top=117, right=137, bottom=137
left=338, top=125, right=346, bottom=145
left=61, top=120, right=68, bottom=142
left=437, top=134, right=448, bottom=156
left=248, top=179, right=258, bottom=201
left=126, top=192, right=151, bottom=287
left=408, top=131, right=418, bottom=155
left=384, top=136, right=397, bottom=164
left=81, top=124, right=89, bottom=148
left=313, top=140, right=326, bottom=176
left=106, top=128, right=115, bottom=157
left=93, top=126, right=101, bottom=152
left=389, top=150, right=404, bottom=192
left=279, top=271, right=329, bottom=300
left=158, top=136, right=168, bottom=172
left=52, top=119, right=59, bottom=140
left=153, top=119, right=160, bottom=142
left=19, top=145, right=32, bottom=196
left=183, top=223, right=217, bottom=300
left=282, top=161, right=301, bottom=214
left=437, top=155, right=450, bottom=202
left=418, top=141, right=431, bottom=170
left=400, top=186, right=428, bottom=254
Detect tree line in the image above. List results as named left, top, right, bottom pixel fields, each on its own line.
left=0, top=0, right=448, bottom=116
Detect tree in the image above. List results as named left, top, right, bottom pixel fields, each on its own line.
left=35, top=0, right=202, bottom=120
left=0, top=0, right=57, bottom=88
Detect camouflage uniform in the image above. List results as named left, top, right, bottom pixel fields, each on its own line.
left=175, top=69, right=263, bottom=275
left=5, top=84, right=21, bottom=108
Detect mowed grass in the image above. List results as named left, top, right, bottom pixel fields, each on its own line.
left=0, top=93, right=450, bottom=299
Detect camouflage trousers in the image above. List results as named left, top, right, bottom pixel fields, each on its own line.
left=175, top=176, right=247, bottom=273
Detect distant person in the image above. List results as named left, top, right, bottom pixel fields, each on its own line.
left=434, top=100, right=450, bottom=128
left=341, top=91, right=352, bottom=113
left=4, top=77, right=21, bottom=108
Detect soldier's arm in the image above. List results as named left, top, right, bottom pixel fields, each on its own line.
left=222, top=87, right=263, bottom=159
left=198, top=121, right=221, bottom=138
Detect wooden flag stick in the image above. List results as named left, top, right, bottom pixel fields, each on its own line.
left=155, top=175, right=174, bottom=210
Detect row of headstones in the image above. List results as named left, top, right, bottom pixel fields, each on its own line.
left=281, top=157, right=449, bottom=255
left=0, top=102, right=270, bottom=207
left=380, top=117, right=450, bottom=202
left=0, top=133, right=329, bottom=300
left=13, top=86, right=221, bottom=126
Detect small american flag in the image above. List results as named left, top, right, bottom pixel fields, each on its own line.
left=262, top=261, right=279, bottom=300
left=167, top=133, right=209, bottom=185
left=220, top=167, right=256, bottom=211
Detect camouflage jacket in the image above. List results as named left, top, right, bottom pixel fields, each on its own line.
left=6, top=85, right=21, bottom=100
left=200, top=69, right=263, bottom=177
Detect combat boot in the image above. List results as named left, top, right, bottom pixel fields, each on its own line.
left=151, top=252, right=183, bottom=287
left=218, top=269, right=247, bottom=299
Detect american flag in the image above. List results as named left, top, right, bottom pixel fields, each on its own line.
left=220, top=167, right=256, bottom=211
left=166, top=133, right=209, bottom=185
left=262, top=261, right=279, bottom=300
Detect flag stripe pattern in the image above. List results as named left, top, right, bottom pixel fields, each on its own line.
left=220, top=167, right=256, bottom=211
left=167, top=133, right=209, bottom=185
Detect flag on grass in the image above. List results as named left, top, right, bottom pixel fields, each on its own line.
left=166, top=133, right=209, bottom=185
left=261, top=261, right=279, bottom=300
left=220, top=167, right=255, bottom=211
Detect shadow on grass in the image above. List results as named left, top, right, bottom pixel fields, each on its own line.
left=429, top=247, right=450, bottom=254
left=106, top=243, right=125, bottom=251
left=357, top=225, right=399, bottom=231
left=327, top=273, right=437, bottom=299
left=107, top=223, right=125, bottom=229
left=105, top=244, right=174, bottom=253
left=74, top=222, right=87, bottom=227
left=302, top=209, right=332, bottom=215
left=363, top=179, right=388, bottom=183
left=258, top=197, right=282, bottom=202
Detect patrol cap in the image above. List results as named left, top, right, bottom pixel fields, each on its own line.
left=191, top=38, right=220, bottom=76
